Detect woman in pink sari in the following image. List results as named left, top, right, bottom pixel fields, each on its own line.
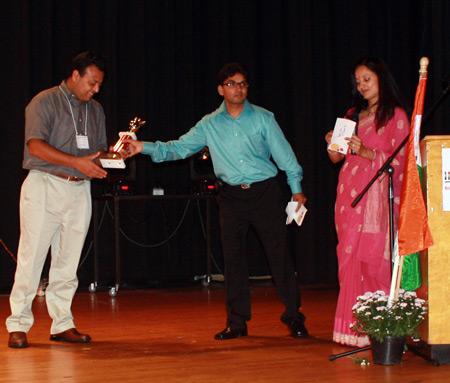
left=325, top=58, right=409, bottom=346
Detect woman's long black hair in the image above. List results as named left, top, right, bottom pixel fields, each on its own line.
left=350, top=57, right=409, bottom=130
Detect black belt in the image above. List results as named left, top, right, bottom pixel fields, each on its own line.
left=222, top=178, right=273, bottom=190
left=226, top=183, right=251, bottom=189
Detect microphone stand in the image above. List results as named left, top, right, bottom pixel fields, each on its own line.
left=422, top=75, right=450, bottom=127
left=329, top=76, right=450, bottom=362
left=328, top=156, right=396, bottom=362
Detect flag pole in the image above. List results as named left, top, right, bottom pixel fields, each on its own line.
left=389, top=57, right=430, bottom=304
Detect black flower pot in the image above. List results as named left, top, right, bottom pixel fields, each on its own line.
left=370, top=336, right=406, bottom=365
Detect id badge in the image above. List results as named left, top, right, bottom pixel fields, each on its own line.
left=76, top=134, right=90, bottom=149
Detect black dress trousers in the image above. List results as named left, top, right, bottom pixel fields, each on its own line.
left=217, top=177, right=305, bottom=329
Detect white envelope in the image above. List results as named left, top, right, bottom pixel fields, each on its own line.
left=327, top=117, right=357, bottom=154
left=285, top=201, right=307, bottom=226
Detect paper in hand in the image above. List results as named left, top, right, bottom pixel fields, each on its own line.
left=328, top=118, right=356, bottom=153
left=285, top=201, right=307, bottom=226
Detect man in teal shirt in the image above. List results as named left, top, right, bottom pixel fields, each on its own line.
left=124, top=63, right=308, bottom=339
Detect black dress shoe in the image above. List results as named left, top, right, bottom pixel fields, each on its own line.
left=288, top=321, right=309, bottom=338
left=50, top=328, right=91, bottom=343
left=8, top=332, right=28, bottom=348
left=215, top=327, right=248, bottom=340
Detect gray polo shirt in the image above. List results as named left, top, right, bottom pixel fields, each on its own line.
left=23, top=81, right=107, bottom=179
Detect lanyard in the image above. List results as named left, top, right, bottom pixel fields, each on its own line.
left=59, top=86, right=88, bottom=135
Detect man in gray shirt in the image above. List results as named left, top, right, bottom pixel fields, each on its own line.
left=7, top=51, right=108, bottom=348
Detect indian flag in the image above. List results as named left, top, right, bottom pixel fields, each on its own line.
left=398, top=58, right=434, bottom=290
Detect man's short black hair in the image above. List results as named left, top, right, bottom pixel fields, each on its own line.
left=66, top=50, right=106, bottom=79
left=217, top=63, right=248, bottom=85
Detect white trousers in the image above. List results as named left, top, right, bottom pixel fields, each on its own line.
left=6, top=170, right=91, bottom=334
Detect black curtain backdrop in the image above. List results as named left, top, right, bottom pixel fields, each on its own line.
left=1, top=0, right=449, bottom=291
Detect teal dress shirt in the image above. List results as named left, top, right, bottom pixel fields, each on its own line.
left=143, top=100, right=303, bottom=194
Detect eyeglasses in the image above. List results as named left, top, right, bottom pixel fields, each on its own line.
left=221, top=81, right=249, bottom=88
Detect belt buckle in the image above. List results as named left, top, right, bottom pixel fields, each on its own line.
left=241, top=184, right=251, bottom=189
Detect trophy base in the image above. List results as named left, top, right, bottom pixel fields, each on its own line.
left=100, top=158, right=126, bottom=169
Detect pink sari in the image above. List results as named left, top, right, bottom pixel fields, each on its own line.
left=333, top=108, right=409, bottom=346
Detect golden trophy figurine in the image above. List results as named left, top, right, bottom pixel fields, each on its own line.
left=100, top=117, right=146, bottom=169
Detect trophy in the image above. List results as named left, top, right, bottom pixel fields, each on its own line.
left=100, top=117, right=146, bottom=169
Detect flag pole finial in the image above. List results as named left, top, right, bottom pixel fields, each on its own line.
left=419, top=57, right=429, bottom=76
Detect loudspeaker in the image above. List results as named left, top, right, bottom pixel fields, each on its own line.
left=190, top=147, right=217, bottom=195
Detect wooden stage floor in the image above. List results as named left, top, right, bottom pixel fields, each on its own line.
left=0, top=282, right=448, bottom=382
